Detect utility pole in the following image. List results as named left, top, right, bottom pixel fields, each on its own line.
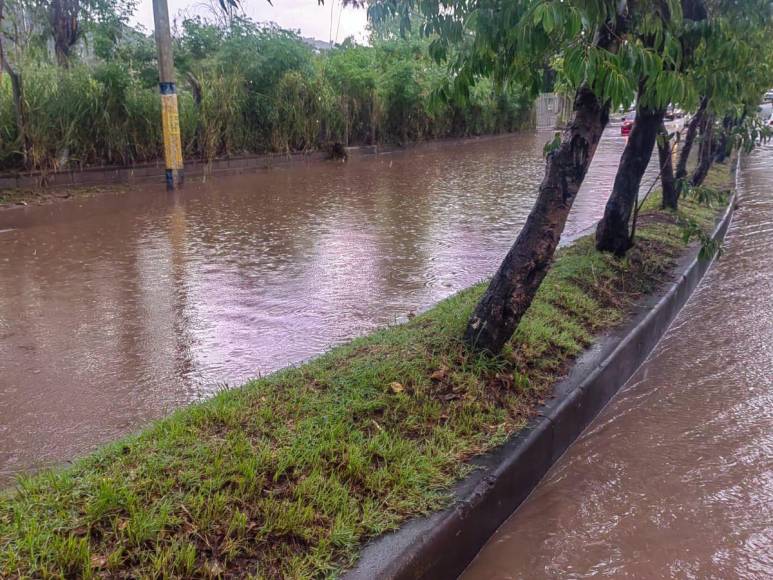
left=152, top=0, right=184, bottom=190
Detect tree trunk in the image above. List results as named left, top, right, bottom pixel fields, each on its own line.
left=595, top=101, right=665, bottom=255
left=0, top=48, right=23, bottom=140
left=49, top=0, right=80, bottom=68
left=0, top=0, right=29, bottom=165
left=463, top=84, right=610, bottom=353
left=668, top=0, right=708, bottom=187
left=713, top=114, right=732, bottom=163
left=658, top=123, right=678, bottom=209
left=187, top=72, right=202, bottom=106
left=462, top=13, right=629, bottom=355
left=675, top=96, right=707, bottom=182
left=690, top=113, right=714, bottom=187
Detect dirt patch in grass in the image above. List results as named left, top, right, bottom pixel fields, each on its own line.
left=0, top=166, right=731, bottom=578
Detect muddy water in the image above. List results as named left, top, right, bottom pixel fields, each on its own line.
left=462, top=143, right=773, bottom=579
left=0, top=128, right=655, bottom=484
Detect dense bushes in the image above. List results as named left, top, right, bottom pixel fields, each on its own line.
left=0, top=64, right=164, bottom=171
left=0, top=17, right=533, bottom=173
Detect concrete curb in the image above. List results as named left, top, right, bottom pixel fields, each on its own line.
left=345, top=189, right=737, bottom=580
left=0, top=133, right=521, bottom=190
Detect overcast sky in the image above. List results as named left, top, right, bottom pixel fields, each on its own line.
left=131, top=0, right=369, bottom=43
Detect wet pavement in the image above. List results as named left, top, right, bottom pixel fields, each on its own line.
left=0, top=128, right=655, bottom=484
left=461, top=143, right=773, bottom=578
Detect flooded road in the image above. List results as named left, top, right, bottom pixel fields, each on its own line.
left=0, top=128, right=655, bottom=484
left=462, top=143, right=773, bottom=578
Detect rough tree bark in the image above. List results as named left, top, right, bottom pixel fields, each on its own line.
left=658, top=122, right=678, bottom=209
left=675, top=95, right=708, bottom=182
left=671, top=0, right=709, bottom=181
left=595, top=97, right=665, bottom=255
left=186, top=72, right=202, bottom=106
left=463, top=84, right=613, bottom=353
left=594, top=0, right=702, bottom=253
left=463, top=10, right=631, bottom=354
left=690, top=113, right=714, bottom=187
left=0, top=0, right=29, bottom=165
left=49, top=0, right=80, bottom=67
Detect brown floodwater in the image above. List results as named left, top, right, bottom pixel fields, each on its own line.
left=462, top=142, right=773, bottom=579
left=0, top=128, right=657, bottom=484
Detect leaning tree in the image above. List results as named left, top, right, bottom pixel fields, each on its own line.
left=684, top=2, right=773, bottom=189
left=663, top=0, right=772, bottom=207
left=367, top=0, right=644, bottom=354
left=364, top=0, right=771, bottom=354
left=595, top=0, right=773, bottom=253
left=594, top=0, right=710, bottom=253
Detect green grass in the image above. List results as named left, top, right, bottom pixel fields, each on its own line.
left=0, top=168, right=730, bottom=578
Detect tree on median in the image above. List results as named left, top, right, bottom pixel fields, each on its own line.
left=366, top=0, right=639, bottom=354
left=594, top=0, right=772, bottom=253
left=595, top=0, right=708, bottom=254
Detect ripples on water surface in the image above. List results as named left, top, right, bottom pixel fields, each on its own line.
left=462, top=143, right=773, bottom=578
left=0, top=129, right=654, bottom=483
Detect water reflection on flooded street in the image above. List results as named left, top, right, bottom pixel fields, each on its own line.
left=0, top=128, right=653, bottom=483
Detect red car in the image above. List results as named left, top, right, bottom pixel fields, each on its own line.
left=621, top=119, right=634, bottom=136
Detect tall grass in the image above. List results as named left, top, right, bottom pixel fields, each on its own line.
left=0, top=26, right=535, bottom=174
left=0, top=78, right=19, bottom=169
left=193, top=68, right=248, bottom=162
left=271, top=70, right=331, bottom=152
left=0, top=64, right=163, bottom=173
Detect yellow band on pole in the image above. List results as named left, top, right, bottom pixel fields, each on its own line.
left=161, top=93, right=183, bottom=171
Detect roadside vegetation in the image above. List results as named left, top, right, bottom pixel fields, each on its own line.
left=0, top=8, right=532, bottom=174
left=0, top=165, right=731, bottom=578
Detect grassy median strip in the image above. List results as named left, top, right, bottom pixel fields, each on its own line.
left=0, top=174, right=729, bottom=578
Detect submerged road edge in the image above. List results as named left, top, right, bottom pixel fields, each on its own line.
left=345, top=181, right=738, bottom=580
left=0, top=133, right=518, bottom=191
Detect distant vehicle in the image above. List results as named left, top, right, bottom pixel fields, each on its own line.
left=663, top=105, right=685, bottom=121
left=764, top=90, right=773, bottom=103
left=613, top=108, right=636, bottom=123
left=621, top=118, right=634, bottom=136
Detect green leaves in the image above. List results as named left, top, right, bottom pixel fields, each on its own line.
left=560, top=44, right=636, bottom=109
left=677, top=215, right=723, bottom=260
left=531, top=2, right=577, bottom=35
left=367, top=0, right=619, bottom=103
left=642, top=70, right=692, bottom=109
left=367, top=0, right=772, bottom=146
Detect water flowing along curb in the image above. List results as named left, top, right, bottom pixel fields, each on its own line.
left=345, top=186, right=738, bottom=580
